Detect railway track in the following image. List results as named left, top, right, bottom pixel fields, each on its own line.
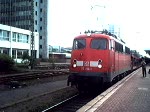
left=42, top=93, right=101, bottom=112
left=42, top=85, right=107, bottom=112
left=0, top=69, right=70, bottom=86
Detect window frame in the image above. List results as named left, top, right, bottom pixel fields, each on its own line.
left=72, top=39, right=86, bottom=50
left=90, top=38, right=108, bottom=50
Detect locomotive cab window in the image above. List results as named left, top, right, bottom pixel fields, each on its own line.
left=73, top=39, right=86, bottom=50
left=91, top=38, right=107, bottom=50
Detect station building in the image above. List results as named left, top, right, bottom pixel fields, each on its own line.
left=0, top=24, right=39, bottom=63
left=48, top=45, right=71, bottom=63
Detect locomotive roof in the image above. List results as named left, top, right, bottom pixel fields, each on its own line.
left=75, top=30, right=126, bottom=46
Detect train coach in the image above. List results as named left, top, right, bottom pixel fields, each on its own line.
left=67, top=30, right=139, bottom=91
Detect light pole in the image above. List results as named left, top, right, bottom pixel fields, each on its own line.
left=90, top=5, right=106, bottom=30
left=30, top=0, right=35, bottom=69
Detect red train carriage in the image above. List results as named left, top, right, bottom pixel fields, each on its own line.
left=131, top=51, right=141, bottom=69
left=67, top=30, right=132, bottom=90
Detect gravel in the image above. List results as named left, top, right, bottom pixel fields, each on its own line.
left=0, top=74, right=78, bottom=112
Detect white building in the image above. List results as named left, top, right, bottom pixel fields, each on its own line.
left=0, top=24, right=39, bottom=63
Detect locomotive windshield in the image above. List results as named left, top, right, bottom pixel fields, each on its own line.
left=91, top=38, right=107, bottom=50
left=73, top=39, right=86, bottom=50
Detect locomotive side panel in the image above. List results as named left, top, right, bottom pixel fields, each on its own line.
left=108, top=39, right=131, bottom=81
left=119, top=53, right=126, bottom=74
left=114, top=41, right=132, bottom=75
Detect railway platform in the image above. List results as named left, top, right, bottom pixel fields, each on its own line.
left=78, top=66, right=150, bottom=112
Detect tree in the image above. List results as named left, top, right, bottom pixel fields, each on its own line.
left=21, top=52, right=31, bottom=64
left=0, top=54, right=15, bottom=72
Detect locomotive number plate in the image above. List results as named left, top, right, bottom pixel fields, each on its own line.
left=84, top=61, right=89, bottom=66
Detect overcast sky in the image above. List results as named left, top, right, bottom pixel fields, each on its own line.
left=48, top=0, right=150, bottom=55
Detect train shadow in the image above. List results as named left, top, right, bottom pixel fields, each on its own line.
left=78, top=83, right=107, bottom=96
left=78, top=69, right=137, bottom=96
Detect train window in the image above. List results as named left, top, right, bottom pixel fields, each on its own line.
left=119, top=44, right=123, bottom=52
left=115, top=42, right=119, bottom=51
left=115, top=42, right=123, bottom=52
left=91, top=38, right=107, bottom=50
left=73, top=39, right=86, bottom=50
left=125, top=46, right=130, bottom=54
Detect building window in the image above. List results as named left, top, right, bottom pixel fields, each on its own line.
left=3, top=48, right=9, bottom=55
left=17, top=50, right=23, bottom=58
left=17, top=33, right=29, bottom=43
left=40, top=0, right=43, bottom=3
left=40, top=36, right=42, bottom=39
left=17, top=50, right=28, bottom=58
left=40, top=8, right=42, bottom=12
left=35, top=30, right=37, bottom=32
left=12, top=49, right=16, bottom=58
left=40, top=45, right=42, bottom=49
left=12, top=32, right=17, bottom=42
left=0, top=30, right=10, bottom=41
left=40, top=18, right=42, bottom=21
left=40, top=26, right=42, bottom=30
left=17, top=34, right=22, bottom=42
left=35, top=11, right=37, bottom=15
left=22, top=34, right=29, bottom=43
left=35, top=20, right=37, bottom=25
left=36, top=2, right=38, bottom=6
left=0, top=30, right=2, bottom=40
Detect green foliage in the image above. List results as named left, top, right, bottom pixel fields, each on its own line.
left=22, top=52, right=30, bottom=60
left=0, top=54, right=15, bottom=72
left=21, top=52, right=31, bottom=64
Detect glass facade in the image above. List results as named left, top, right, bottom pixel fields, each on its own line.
left=0, top=0, right=32, bottom=30
left=0, top=0, right=48, bottom=58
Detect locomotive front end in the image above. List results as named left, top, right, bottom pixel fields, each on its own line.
left=67, top=33, right=110, bottom=90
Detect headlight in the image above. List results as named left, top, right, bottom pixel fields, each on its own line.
left=98, top=64, right=102, bottom=68
left=73, top=64, right=77, bottom=68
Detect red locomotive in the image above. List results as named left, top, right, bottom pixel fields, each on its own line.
left=67, top=30, right=139, bottom=91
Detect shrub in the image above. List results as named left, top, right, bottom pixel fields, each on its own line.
left=0, top=54, right=15, bottom=72
left=21, top=52, right=31, bottom=64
